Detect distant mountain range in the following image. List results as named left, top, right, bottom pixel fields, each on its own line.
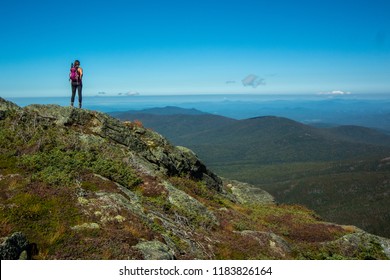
left=111, top=106, right=207, bottom=116
left=111, top=106, right=390, bottom=238
left=209, top=98, right=390, bottom=132
left=110, top=107, right=236, bottom=142
left=111, top=106, right=390, bottom=164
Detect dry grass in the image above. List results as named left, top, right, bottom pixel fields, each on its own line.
left=123, top=120, right=144, bottom=129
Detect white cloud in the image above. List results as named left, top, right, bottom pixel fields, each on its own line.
left=118, top=91, right=140, bottom=96
left=242, top=74, right=266, bottom=88
left=318, top=90, right=351, bottom=95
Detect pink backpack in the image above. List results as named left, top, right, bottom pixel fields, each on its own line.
left=69, top=63, right=79, bottom=82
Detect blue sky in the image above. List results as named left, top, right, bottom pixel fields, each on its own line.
left=0, top=0, right=389, bottom=97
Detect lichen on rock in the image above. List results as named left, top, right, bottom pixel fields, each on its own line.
left=0, top=232, right=30, bottom=260
left=225, top=179, right=274, bottom=205
left=134, top=240, right=175, bottom=260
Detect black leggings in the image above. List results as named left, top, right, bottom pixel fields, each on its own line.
left=71, top=83, right=83, bottom=104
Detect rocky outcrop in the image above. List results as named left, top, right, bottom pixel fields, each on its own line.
left=176, top=146, right=223, bottom=192
left=164, top=181, right=219, bottom=228
left=224, top=179, right=275, bottom=205
left=23, top=104, right=222, bottom=191
left=325, top=231, right=390, bottom=259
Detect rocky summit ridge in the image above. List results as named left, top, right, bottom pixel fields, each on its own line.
left=0, top=97, right=389, bottom=260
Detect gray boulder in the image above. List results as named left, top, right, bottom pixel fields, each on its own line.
left=326, top=231, right=390, bottom=259
left=0, top=232, right=30, bottom=260
left=225, top=179, right=274, bottom=205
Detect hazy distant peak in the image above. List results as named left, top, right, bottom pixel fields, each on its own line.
left=111, top=106, right=209, bottom=116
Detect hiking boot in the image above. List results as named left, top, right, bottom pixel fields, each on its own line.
left=79, top=103, right=82, bottom=109
left=70, top=102, right=74, bottom=107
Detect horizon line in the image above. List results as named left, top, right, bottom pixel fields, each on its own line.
left=4, top=92, right=390, bottom=99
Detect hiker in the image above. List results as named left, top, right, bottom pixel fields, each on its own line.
left=69, top=60, right=83, bottom=108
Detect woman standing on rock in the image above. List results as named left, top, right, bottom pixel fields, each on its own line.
left=69, top=60, right=83, bottom=108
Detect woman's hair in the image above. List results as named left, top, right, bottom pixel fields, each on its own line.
left=74, top=60, right=80, bottom=66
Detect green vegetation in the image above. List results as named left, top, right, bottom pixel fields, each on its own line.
left=0, top=189, right=82, bottom=258
left=19, top=149, right=141, bottom=188
left=168, top=176, right=230, bottom=208
left=212, top=159, right=390, bottom=238
left=0, top=111, right=141, bottom=190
